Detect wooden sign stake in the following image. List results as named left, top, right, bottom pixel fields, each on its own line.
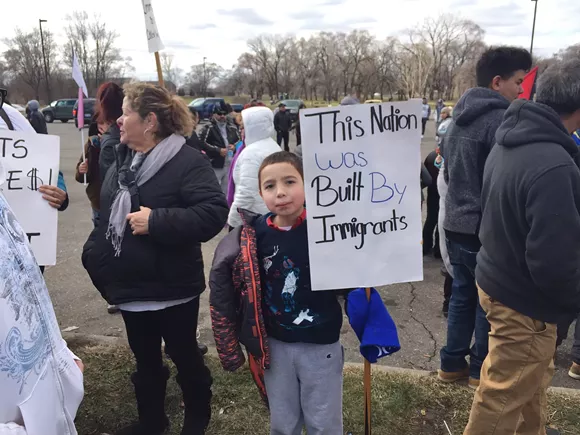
left=364, top=286, right=372, bottom=435
left=154, top=51, right=164, bottom=88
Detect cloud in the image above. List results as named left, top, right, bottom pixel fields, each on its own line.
left=319, top=0, right=348, bottom=5
left=299, top=15, right=377, bottom=31
left=449, top=0, right=476, bottom=7
left=164, top=40, right=200, bottom=51
left=217, top=8, right=273, bottom=26
left=290, top=10, right=325, bottom=20
left=189, top=23, right=217, bottom=30
left=472, top=2, right=527, bottom=28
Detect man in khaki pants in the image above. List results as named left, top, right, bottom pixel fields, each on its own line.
left=466, top=59, right=580, bottom=434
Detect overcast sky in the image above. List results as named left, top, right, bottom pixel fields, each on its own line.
left=2, top=0, right=578, bottom=81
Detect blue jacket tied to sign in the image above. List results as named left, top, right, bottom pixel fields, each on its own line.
left=347, top=288, right=401, bottom=363
left=573, top=130, right=580, bottom=146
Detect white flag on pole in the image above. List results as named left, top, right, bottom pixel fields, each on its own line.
left=142, top=0, right=164, bottom=53
left=72, top=51, right=88, bottom=98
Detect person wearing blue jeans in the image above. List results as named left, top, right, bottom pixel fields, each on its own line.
left=438, top=46, right=533, bottom=387
left=440, top=234, right=488, bottom=386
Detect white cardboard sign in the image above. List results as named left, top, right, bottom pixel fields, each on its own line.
left=142, top=0, right=164, bottom=53
left=301, top=101, right=424, bottom=290
left=0, top=131, right=60, bottom=265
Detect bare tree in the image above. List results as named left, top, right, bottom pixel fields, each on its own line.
left=344, top=30, right=374, bottom=92
left=63, top=11, right=91, bottom=85
left=186, top=62, right=223, bottom=96
left=62, top=11, right=127, bottom=94
left=89, top=20, right=121, bottom=87
left=3, top=28, right=58, bottom=102
left=367, top=37, right=399, bottom=99
left=160, top=52, right=183, bottom=87
left=313, top=32, right=340, bottom=102
left=393, top=30, right=434, bottom=99
left=237, top=52, right=264, bottom=99
left=557, top=44, right=580, bottom=62
left=247, top=35, right=293, bottom=98
left=0, top=60, right=9, bottom=88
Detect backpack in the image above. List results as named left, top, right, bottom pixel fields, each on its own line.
left=0, top=107, right=14, bottom=130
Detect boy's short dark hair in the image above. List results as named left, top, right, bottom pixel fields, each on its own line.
left=476, top=46, right=532, bottom=88
left=258, top=151, right=304, bottom=187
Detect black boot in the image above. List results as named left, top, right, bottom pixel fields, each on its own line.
left=177, top=373, right=212, bottom=435
left=115, top=367, right=170, bottom=435
left=198, top=343, right=208, bottom=356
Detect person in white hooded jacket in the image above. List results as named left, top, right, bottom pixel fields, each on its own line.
left=227, top=106, right=281, bottom=228
left=0, top=93, right=84, bottom=435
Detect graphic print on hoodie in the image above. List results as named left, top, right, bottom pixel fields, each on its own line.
left=255, top=214, right=343, bottom=344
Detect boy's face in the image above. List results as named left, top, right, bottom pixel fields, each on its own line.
left=492, top=69, right=527, bottom=102
left=260, top=163, right=305, bottom=220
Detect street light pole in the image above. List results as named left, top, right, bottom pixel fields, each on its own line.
left=530, top=0, right=538, bottom=57
left=203, top=57, right=207, bottom=97
left=39, top=19, right=51, bottom=103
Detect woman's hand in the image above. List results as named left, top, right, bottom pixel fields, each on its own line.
left=78, top=160, right=88, bottom=174
left=39, top=185, right=67, bottom=209
left=75, top=360, right=85, bottom=373
left=127, top=206, right=152, bottom=235
left=98, top=122, right=111, bottom=135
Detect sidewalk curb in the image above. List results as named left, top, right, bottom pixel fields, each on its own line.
left=64, top=332, right=580, bottom=397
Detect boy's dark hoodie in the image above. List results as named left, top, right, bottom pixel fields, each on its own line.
left=443, top=87, right=510, bottom=238
left=476, top=99, right=580, bottom=323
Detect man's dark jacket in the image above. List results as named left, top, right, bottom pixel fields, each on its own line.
left=274, top=110, right=293, bottom=133
left=199, top=120, right=240, bottom=169
left=476, top=99, right=580, bottom=323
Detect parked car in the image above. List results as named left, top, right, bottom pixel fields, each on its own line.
left=73, top=98, right=96, bottom=128
left=231, top=104, right=243, bottom=113
left=42, top=99, right=77, bottom=123
left=188, top=98, right=226, bottom=120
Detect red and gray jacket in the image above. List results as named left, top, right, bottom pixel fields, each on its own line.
left=209, top=209, right=270, bottom=403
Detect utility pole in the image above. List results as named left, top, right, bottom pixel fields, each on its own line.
left=530, top=0, right=538, bottom=57
left=203, top=57, right=207, bottom=97
left=39, top=19, right=51, bottom=103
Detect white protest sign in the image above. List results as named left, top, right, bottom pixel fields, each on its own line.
left=142, top=0, right=164, bottom=53
left=301, top=101, right=423, bottom=290
left=0, top=131, right=60, bottom=266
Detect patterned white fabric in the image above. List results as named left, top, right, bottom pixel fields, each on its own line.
left=0, top=189, right=83, bottom=434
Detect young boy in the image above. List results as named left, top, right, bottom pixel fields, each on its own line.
left=210, top=151, right=345, bottom=434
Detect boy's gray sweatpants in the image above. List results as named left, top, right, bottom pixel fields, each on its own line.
left=264, top=338, right=344, bottom=435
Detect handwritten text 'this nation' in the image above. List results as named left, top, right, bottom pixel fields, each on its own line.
left=304, top=105, right=418, bottom=144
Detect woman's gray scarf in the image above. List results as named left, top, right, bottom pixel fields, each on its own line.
left=107, top=133, right=185, bottom=256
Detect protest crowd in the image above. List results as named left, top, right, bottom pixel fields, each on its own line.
left=1, top=42, right=580, bottom=435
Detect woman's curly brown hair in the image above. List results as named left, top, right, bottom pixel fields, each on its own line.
left=123, top=82, right=194, bottom=139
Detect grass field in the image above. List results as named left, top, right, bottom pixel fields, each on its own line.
left=74, top=344, right=579, bottom=435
